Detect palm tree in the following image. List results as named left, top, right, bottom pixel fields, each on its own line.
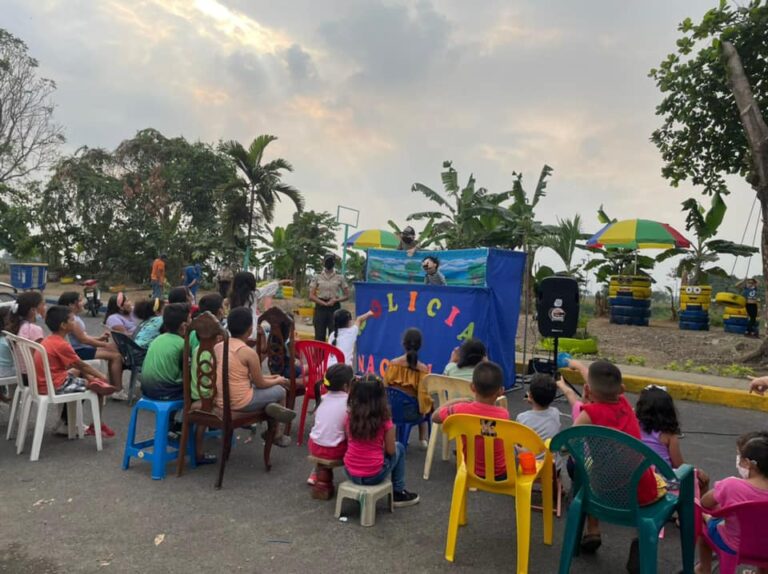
left=221, top=135, right=303, bottom=268
left=541, top=214, right=589, bottom=277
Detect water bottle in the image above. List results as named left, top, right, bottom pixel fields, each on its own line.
left=557, top=352, right=572, bottom=369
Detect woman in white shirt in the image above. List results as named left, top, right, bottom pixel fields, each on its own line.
left=327, top=308, right=374, bottom=367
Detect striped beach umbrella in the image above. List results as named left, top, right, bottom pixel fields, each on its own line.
left=344, top=229, right=400, bottom=250
left=586, top=219, right=691, bottom=250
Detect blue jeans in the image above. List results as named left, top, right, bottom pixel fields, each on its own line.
left=151, top=281, right=163, bottom=299
left=347, top=442, right=406, bottom=492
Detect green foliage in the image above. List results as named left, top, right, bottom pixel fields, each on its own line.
left=625, top=355, right=647, bottom=366
left=650, top=1, right=768, bottom=195
left=718, top=363, right=755, bottom=378
left=345, top=250, right=366, bottom=283
left=540, top=214, right=589, bottom=277
left=656, top=193, right=757, bottom=283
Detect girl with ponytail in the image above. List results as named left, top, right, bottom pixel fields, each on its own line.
left=327, top=308, right=374, bottom=367
left=383, top=328, right=430, bottom=447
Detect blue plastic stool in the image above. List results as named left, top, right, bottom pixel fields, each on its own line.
left=122, top=397, right=186, bottom=480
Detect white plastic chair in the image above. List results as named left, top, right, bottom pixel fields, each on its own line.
left=1, top=372, right=19, bottom=436
left=421, top=374, right=508, bottom=480
left=4, top=334, right=29, bottom=441
left=6, top=332, right=103, bottom=461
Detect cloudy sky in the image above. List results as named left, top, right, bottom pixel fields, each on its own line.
left=4, top=0, right=761, bottom=285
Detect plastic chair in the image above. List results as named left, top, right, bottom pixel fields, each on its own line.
left=696, top=500, right=768, bottom=574
left=294, top=340, right=344, bottom=446
left=6, top=332, right=103, bottom=461
left=3, top=345, right=26, bottom=440
left=122, top=397, right=185, bottom=480
left=551, top=425, right=695, bottom=574
left=111, top=331, right=147, bottom=405
left=334, top=479, right=394, bottom=526
left=442, top=415, right=553, bottom=573
left=385, top=386, right=430, bottom=450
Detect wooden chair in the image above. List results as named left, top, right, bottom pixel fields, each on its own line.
left=176, top=312, right=276, bottom=488
left=257, top=307, right=301, bottom=418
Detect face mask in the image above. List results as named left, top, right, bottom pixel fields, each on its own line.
left=737, top=455, right=751, bottom=479
left=324, top=260, right=334, bottom=271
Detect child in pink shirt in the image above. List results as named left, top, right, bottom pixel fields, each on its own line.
left=697, top=431, right=768, bottom=572
left=307, top=363, right=354, bottom=485
left=344, top=374, right=420, bottom=507
left=8, top=292, right=46, bottom=374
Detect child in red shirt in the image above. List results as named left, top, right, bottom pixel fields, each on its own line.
left=34, top=306, right=116, bottom=437
left=432, top=361, right=509, bottom=480
left=568, top=359, right=661, bottom=553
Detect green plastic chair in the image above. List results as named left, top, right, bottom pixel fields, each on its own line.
left=550, top=425, right=695, bottom=574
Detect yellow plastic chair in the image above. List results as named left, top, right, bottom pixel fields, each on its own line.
left=442, top=415, right=553, bottom=574
left=422, top=374, right=508, bottom=480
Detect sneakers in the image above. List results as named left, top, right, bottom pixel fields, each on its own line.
left=393, top=490, right=420, bottom=507
left=307, top=471, right=317, bottom=486
left=110, top=389, right=129, bottom=401
left=419, top=439, right=429, bottom=449
left=85, top=423, right=115, bottom=438
left=265, top=403, right=296, bottom=423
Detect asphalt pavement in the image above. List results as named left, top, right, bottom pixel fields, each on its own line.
left=0, top=314, right=766, bottom=573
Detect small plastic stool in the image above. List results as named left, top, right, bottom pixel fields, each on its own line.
left=334, top=479, right=393, bottom=526
left=307, top=456, right=344, bottom=500
left=122, top=397, right=185, bottom=480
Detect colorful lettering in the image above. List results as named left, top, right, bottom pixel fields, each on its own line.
left=371, top=299, right=383, bottom=318
left=408, top=291, right=418, bottom=312
left=427, top=298, right=442, bottom=317
left=444, top=305, right=460, bottom=327
left=387, top=292, right=398, bottom=312
left=456, top=322, right=475, bottom=341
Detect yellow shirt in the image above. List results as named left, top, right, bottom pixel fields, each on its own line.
left=384, top=361, right=432, bottom=414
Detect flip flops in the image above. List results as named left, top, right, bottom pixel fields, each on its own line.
left=580, top=533, right=602, bottom=554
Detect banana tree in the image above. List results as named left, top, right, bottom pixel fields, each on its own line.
left=656, top=193, right=758, bottom=284
left=540, top=214, right=589, bottom=278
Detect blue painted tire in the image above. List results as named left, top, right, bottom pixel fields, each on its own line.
left=724, top=323, right=748, bottom=334
left=611, top=306, right=652, bottom=319
left=723, top=317, right=749, bottom=327
left=609, top=297, right=651, bottom=309
left=611, top=314, right=649, bottom=326
left=679, top=321, right=709, bottom=331
left=679, top=310, right=709, bottom=322
left=684, top=304, right=703, bottom=311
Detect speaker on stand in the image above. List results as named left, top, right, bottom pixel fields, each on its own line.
left=533, top=276, right=581, bottom=396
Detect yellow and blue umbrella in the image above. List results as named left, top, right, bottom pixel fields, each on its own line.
left=344, top=229, right=400, bottom=250
left=587, top=219, right=691, bottom=250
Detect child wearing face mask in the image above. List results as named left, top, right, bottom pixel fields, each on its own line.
left=696, top=431, right=768, bottom=573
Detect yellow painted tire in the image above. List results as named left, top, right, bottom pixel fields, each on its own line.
left=715, top=292, right=746, bottom=307
left=680, top=295, right=711, bottom=305
left=680, top=285, right=712, bottom=297
left=723, top=313, right=749, bottom=320
left=723, top=305, right=747, bottom=316
left=608, top=286, right=651, bottom=299
left=609, top=275, right=652, bottom=288
left=680, top=303, right=710, bottom=312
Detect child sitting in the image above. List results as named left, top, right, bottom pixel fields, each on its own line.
left=697, top=432, right=768, bottom=573
left=635, top=384, right=709, bottom=491
left=306, top=363, right=354, bottom=485
left=432, top=361, right=509, bottom=480
left=516, top=373, right=561, bottom=441
left=345, top=373, right=420, bottom=507
left=140, top=303, right=190, bottom=401
left=570, top=359, right=661, bottom=553
left=104, top=292, right=137, bottom=335
left=383, top=328, right=430, bottom=447
left=214, top=307, right=296, bottom=447
left=33, top=306, right=116, bottom=437
left=443, top=338, right=487, bottom=381
left=133, top=298, right=164, bottom=349
left=327, top=308, right=374, bottom=367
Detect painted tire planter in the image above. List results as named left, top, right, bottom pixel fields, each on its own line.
left=610, top=315, right=650, bottom=327
left=609, top=276, right=652, bottom=327
left=609, top=286, right=652, bottom=299
left=724, top=317, right=749, bottom=327
left=540, top=337, right=598, bottom=355
left=610, top=275, right=652, bottom=288
left=715, top=292, right=747, bottom=307
left=679, top=311, right=708, bottom=323
left=723, top=306, right=747, bottom=317
left=679, top=321, right=709, bottom=331
left=724, top=323, right=748, bottom=335
left=679, top=285, right=712, bottom=331
left=611, top=305, right=652, bottom=319
left=609, top=296, right=651, bottom=308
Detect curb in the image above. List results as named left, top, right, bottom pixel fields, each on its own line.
left=555, top=366, right=768, bottom=414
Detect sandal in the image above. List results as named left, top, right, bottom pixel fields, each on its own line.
left=260, top=430, right=291, bottom=447
left=195, top=454, right=217, bottom=465
left=580, top=533, right=602, bottom=554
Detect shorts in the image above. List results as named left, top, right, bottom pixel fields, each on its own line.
left=237, top=384, right=286, bottom=413
left=308, top=438, right=347, bottom=460
left=56, top=374, right=88, bottom=395
left=75, top=347, right=97, bottom=361
left=707, top=518, right=736, bottom=554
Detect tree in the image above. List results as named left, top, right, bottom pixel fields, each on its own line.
left=408, top=160, right=513, bottom=249
left=0, top=29, right=64, bottom=184
left=540, top=214, right=588, bottom=277
left=656, top=193, right=758, bottom=284
left=650, top=1, right=768, bottom=358
left=220, top=135, right=303, bottom=268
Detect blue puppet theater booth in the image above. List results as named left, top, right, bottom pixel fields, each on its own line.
left=355, top=248, right=526, bottom=389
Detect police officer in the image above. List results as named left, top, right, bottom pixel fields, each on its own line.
left=309, top=254, right=350, bottom=341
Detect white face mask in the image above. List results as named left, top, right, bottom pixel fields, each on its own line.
left=737, top=455, right=751, bottom=479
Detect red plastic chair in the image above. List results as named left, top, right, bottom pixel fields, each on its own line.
left=294, top=340, right=344, bottom=446
left=696, top=500, right=768, bottom=574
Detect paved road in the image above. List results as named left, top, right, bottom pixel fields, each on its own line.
left=0, top=315, right=765, bottom=573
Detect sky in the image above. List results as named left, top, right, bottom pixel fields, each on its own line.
left=3, top=0, right=762, bottom=289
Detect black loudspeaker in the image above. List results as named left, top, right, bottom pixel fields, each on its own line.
left=536, top=276, right=579, bottom=338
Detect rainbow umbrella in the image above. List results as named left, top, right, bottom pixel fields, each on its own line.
left=344, top=229, right=400, bottom=250
left=586, top=219, right=691, bottom=250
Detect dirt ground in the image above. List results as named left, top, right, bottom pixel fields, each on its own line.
left=518, top=314, right=767, bottom=375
